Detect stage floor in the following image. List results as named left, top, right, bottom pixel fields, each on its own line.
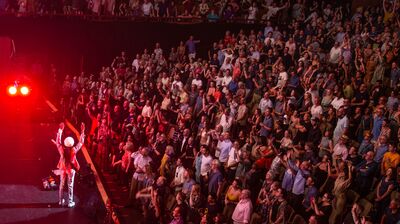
left=0, top=93, right=105, bottom=224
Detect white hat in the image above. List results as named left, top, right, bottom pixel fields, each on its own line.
left=64, top=137, right=75, bottom=147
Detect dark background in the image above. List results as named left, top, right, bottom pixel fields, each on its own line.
left=0, top=16, right=263, bottom=77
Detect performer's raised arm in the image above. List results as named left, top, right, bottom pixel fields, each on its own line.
left=56, top=122, right=64, bottom=146
left=54, top=122, right=65, bottom=156
left=74, top=123, right=86, bottom=153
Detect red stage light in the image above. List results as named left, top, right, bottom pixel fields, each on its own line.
left=20, top=86, right=30, bottom=95
left=8, top=86, right=17, bottom=95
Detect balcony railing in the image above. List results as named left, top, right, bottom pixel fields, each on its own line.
left=0, top=11, right=273, bottom=25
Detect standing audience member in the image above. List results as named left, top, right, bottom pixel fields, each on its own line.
left=232, top=189, right=252, bottom=224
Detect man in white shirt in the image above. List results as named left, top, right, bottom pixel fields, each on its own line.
left=131, top=54, right=140, bottom=72
left=160, top=72, right=170, bottom=89
left=226, top=141, right=239, bottom=168
left=141, top=100, right=153, bottom=118
left=232, top=189, right=253, bottom=224
left=171, top=75, right=183, bottom=93
left=263, top=21, right=273, bottom=37
left=285, top=37, right=296, bottom=57
left=200, top=146, right=213, bottom=178
left=332, top=135, right=349, bottom=161
left=142, top=0, right=153, bottom=16
left=249, top=46, right=260, bottom=61
left=226, top=141, right=240, bottom=180
left=329, top=42, right=342, bottom=64
left=222, top=70, right=233, bottom=86
left=222, top=48, right=234, bottom=66
left=219, top=109, right=233, bottom=132
left=259, top=92, right=273, bottom=113
left=333, top=107, right=349, bottom=145
left=171, top=158, right=186, bottom=192
left=128, top=147, right=153, bottom=206
left=275, top=65, right=288, bottom=89
left=220, top=61, right=233, bottom=73
left=265, top=2, right=287, bottom=20
left=191, top=73, right=203, bottom=89
left=153, top=42, right=163, bottom=60
left=132, top=148, right=152, bottom=176
left=264, top=31, right=275, bottom=45
left=310, top=97, right=323, bottom=119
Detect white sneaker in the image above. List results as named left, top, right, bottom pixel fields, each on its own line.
left=68, top=201, right=75, bottom=208
left=58, top=199, right=65, bottom=206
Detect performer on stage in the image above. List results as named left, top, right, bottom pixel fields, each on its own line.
left=53, top=122, right=85, bottom=207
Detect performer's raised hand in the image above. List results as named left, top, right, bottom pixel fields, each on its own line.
left=80, top=122, right=85, bottom=133
left=59, top=122, right=65, bottom=131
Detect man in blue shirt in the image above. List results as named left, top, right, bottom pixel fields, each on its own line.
left=372, top=108, right=384, bottom=141
left=288, top=158, right=310, bottom=209
left=390, top=62, right=400, bottom=88
left=207, top=9, right=220, bottom=22
left=181, top=169, right=196, bottom=197
left=259, top=108, right=273, bottom=143
left=355, top=151, right=377, bottom=197
left=207, top=160, right=224, bottom=199
left=302, top=177, right=318, bottom=217
left=193, top=90, right=204, bottom=115
left=217, top=132, right=232, bottom=164
left=374, top=135, right=388, bottom=163
left=287, top=70, right=300, bottom=92
left=185, top=35, right=200, bottom=60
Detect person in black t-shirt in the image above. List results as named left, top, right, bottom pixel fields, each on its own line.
left=310, top=193, right=332, bottom=224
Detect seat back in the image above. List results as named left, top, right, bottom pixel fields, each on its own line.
left=285, top=205, right=295, bottom=223
left=346, top=190, right=360, bottom=205
left=290, top=214, right=306, bottom=224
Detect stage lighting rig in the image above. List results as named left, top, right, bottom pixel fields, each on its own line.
left=6, top=81, right=31, bottom=96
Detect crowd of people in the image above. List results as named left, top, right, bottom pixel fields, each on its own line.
left=49, top=0, right=400, bottom=223
left=4, top=0, right=315, bottom=23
